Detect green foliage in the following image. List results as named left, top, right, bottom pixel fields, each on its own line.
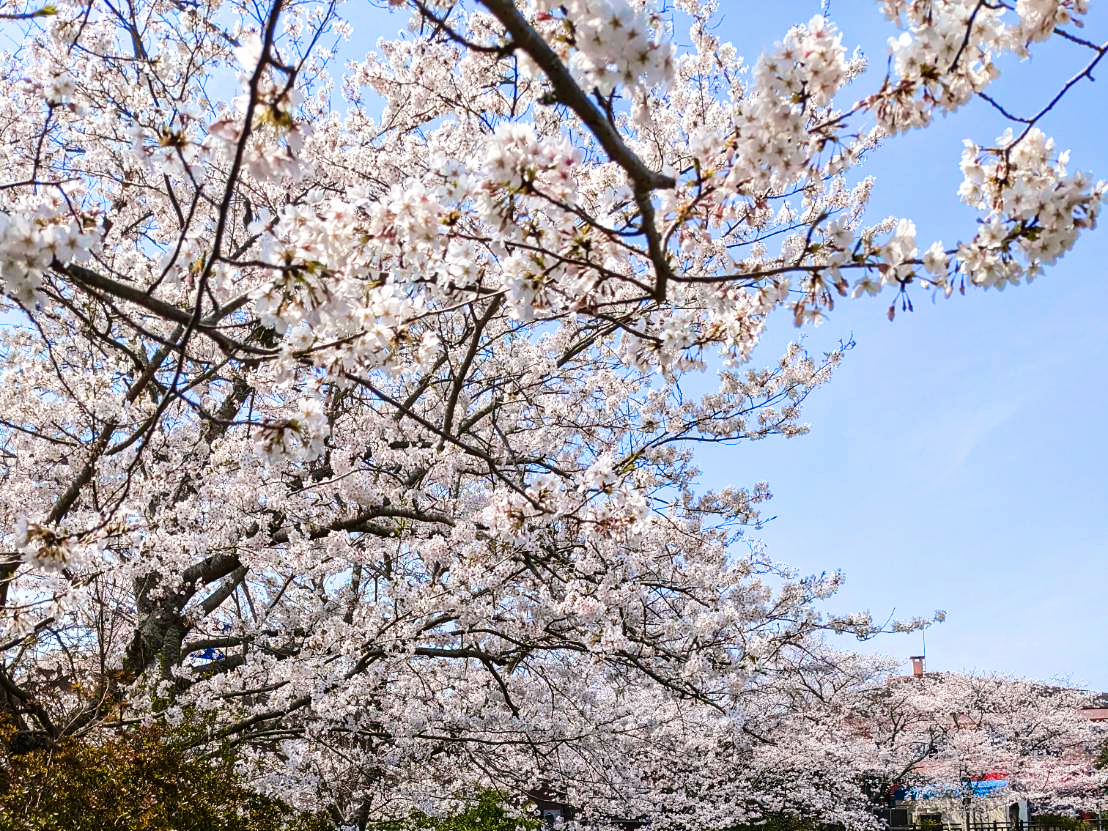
left=1031, top=815, right=1088, bottom=831
left=370, top=791, right=543, bottom=831
left=728, top=813, right=828, bottom=831
left=0, top=718, right=330, bottom=831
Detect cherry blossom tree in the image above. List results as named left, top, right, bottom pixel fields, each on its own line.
left=894, top=675, right=1108, bottom=809
left=0, top=0, right=1104, bottom=825
left=788, top=660, right=1108, bottom=816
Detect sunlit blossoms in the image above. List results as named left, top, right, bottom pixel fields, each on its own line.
left=0, top=203, right=94, bottom=304
left=0, top=0, right=1104, bottom=826
left=957, top=129, right=1106, bottom=286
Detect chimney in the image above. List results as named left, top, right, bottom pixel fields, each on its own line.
left=910, top=656, right=925, bottom=678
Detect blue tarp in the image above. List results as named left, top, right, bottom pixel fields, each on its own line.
left=898, top=780, right=1010, bottom=800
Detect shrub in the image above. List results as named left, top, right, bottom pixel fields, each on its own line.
left=1030, top=815, right=1086, bottom=831
left=370, top=791, right=543, bottom=831
left=0, top=718, right=330, bottom=831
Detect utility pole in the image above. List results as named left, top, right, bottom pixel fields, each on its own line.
left=961, top=767, right=973, bottom=831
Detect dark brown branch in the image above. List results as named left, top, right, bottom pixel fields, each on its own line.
left=475, top=0, right=677, bottom=299
left=56, top=261, right=264, bottom=356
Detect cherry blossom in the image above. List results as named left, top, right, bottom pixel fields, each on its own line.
left=0, top=0, right=1104, bottom=825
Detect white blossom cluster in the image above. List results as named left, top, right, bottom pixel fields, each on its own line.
left=484, top=122, right=582, bottom=203
left=1017, top=0, right=1090, bottom=43
left=0, top=204, right=94, bottom=304
left=528, top=0, right=674, bottom=93
left=957, top=128, right=1106, bottom=287
left=255, top=397, right=332, bottom=463
left=875, top=0, right=1091, bottom=134
left=756, top=15, right=849, bottom=109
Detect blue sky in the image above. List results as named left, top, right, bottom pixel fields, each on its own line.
left=695, top=2, right=1108, bottom=690
left=343, top=0, right=1108, bottom=689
